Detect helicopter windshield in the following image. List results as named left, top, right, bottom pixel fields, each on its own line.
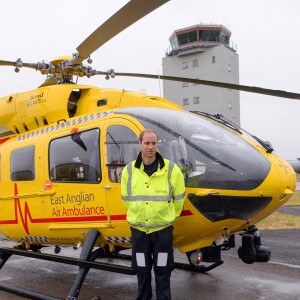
left=116, top=107, right=271, bottom=190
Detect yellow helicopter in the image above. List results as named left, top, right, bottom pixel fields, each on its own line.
left=0, top=0, right=298, bottom=299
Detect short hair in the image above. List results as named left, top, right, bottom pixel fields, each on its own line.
left=139, top=128, right=158, bottom=142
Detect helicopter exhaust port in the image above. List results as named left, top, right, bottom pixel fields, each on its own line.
left=238, top=226, right=271, bottom=264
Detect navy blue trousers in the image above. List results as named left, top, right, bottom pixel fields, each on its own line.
left=131, top=226, right=175, bottom=300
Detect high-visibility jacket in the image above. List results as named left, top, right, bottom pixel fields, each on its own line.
left=121, top=152, right=185, bottom=234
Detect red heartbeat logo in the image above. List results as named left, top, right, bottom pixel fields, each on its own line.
left=14, top=183, right=32, bottom=235
left=0, top=183, right=50, bottom=235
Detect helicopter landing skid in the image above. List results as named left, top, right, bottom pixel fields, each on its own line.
left=0, top=230, right=135, bottom=300
left=108, top=252, right=224, bottom=273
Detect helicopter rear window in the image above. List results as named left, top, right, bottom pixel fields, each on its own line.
left=11, top=146, right=35, bottom=181
left=49, top=129, right=101, bottom=183
left=116, top=107, right=271, bottom=190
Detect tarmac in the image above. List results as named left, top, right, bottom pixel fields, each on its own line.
left=0, top=229, right=299, bottom=300
left=278, top=206, right=300, bottom=216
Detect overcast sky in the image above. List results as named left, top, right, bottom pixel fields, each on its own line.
left=1, top=0, right=300, bottom=159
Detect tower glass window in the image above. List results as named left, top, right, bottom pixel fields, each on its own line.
left=178, top=31, right=197, bottom=45
left=199, top=30, right=220, bottom=41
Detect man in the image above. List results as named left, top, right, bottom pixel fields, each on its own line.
left=121, top=128, right=185, bottom=300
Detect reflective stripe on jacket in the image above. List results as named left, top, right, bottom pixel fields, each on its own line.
left=121, top=153, right=185, bottom=234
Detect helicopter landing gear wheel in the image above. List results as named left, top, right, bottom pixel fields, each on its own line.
left=174, top=246, right=224, bottom=273
left=186, top=246, right=224, bottom=272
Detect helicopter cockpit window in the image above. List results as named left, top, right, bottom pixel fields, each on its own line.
left=49, top=128, right=101, bottom=183
left=116, top=107, right=271, bottom=190
left=106, top=125, right=139, bottom=183
left=10, top=146, right=35, bottom=181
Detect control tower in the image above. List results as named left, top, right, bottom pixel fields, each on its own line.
left=162, top=24, right=240, bottom=125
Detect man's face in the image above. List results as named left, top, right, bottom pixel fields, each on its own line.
left=140, top=132, right=158, bottom=161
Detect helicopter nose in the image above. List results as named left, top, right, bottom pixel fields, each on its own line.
left=274, top=156, right=296, bottom=202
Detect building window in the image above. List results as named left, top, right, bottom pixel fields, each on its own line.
left=193, top=97, right=200, bottom=104
left=49, top=129, right=101, bottom=183
left=228, top=64, right=231, bottom=72
left=182, top=82, right=188, bottom=87
left=11, top=146, right=35, bottom=181
left=229, top=101, right=232, bottom=109
left=182, top=61, right=188, bottom=69
left=183, top=98, right=189, bottom=106
left=192, top=59, right=198, bottom=67
left=212, top=56, right=216, bottom=64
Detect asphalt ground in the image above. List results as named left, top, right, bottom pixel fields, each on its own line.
left=278, top=206, right=300, bottom=216
left=0, top=229, right=299, bottom=300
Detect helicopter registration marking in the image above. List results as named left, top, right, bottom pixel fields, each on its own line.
left=26, top=94, right=47, bottom=107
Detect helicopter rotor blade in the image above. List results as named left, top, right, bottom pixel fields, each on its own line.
left=0, top=60, right=15, bottom=67
left=75, top=0, right=169, bottom=64
left=0, top=59, right=38, bottom=70
left=99, top=71, right=300, bottom=100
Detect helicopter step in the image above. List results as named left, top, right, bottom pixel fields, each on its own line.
left=0, top=229, right=135, bottom=300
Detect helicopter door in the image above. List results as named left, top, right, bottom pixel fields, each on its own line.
left=48, top=128, right=110, bottom=229
left=103, top=121, right=141, bottom=224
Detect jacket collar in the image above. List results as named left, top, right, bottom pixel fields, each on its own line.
left=135, top=151, right=165, bottom=169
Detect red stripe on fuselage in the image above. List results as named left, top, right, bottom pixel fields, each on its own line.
left=0, top=185, right=193, bottom=234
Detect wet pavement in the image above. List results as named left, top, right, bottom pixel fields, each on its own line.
left=278, top=206, right=300, bottom=216
left=0, top=229, right=299, bottom=300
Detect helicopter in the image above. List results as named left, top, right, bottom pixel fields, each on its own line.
left=0, top=0, right=298, bottom=299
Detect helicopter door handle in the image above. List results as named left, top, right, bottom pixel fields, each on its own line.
left=102, top=185, right=111, bottom=189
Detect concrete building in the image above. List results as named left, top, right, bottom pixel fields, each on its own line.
left=162, top=24, right=240, bottom=125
